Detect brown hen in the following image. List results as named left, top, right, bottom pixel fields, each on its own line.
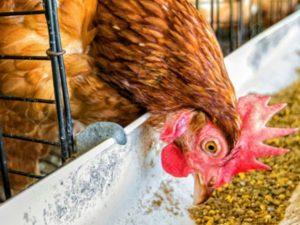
left=92, top=0, right=297, bottom=204
left=0, top=0, right=140, bottom=193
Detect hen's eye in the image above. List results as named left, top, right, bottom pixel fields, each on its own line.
left=203, top=140, right=218, bottom=154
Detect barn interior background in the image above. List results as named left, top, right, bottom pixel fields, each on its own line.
left=0, top=0, right=299, bottom=205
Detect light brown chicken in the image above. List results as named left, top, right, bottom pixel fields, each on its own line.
left=0, top=0, right=140, bottom=193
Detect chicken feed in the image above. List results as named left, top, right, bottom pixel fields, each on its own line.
left=189, top=78, right=300, bottom=225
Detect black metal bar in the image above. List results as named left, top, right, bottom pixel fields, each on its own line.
left=270, top=0, right=274, bottom=26
left=0, top=55, right=49, bottom=60
left=288, top=0, right=293, bottom=13
left=237, top=0, right=244, bottom=47
left=276, top=0, right=280, bottom=22
left=43, top=0, right=69, bottom=161
left=0, top=95, right=55, bottom=104
left=196, top=0, right=199, bottom=9
left=248, top=0, right=253, bottom=39
left=216, top=0, right=221, bottom=39
left=210, top=0, right=215, bottom=28
left=0, top=129, right=12, bottom=199
left=51, top=0, right=74, bottom=155
left=229, top=0, right=234, bottom=51
left=8, top=169, right=45, bottom=179
left=2, top=133, right=60, bottom=147
left=0, top=10, right=45, bottom=17
left=257, top=0, right=263, bottom=34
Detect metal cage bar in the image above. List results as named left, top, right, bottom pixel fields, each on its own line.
left=0, top=0, right=74, bottom=200
left=229, top=0, right=235, bottom=51
left=0, top=95, right=55, bottom=104
left=0, top=10, right=45, bottom=17
left=2, top=133, right=60, bottom=147
left=237, top=0, right=244, bottom=47
left=8, top=169, right=45, bottom=179
left=0, top=55, right=49, bottom=60
left=210, top=0, right=215, bottom=28
left=43, top=0, right=70, bottom=160
left=50, top=0, right=75, bottom=155
left=0, top=129, right=11, bottom=201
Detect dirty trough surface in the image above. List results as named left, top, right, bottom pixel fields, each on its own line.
left=0, top=11, right=299, bottom=225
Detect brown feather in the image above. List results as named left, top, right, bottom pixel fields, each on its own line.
left=92, top=0, right=240, bottom=145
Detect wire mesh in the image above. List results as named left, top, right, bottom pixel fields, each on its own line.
left=0, top=0, right=74, bottom=201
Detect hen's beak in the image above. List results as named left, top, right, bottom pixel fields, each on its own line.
left=193, top=173, right=215, bottom=205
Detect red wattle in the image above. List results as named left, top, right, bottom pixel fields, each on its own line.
left=161, top=143, right=191, bottom=177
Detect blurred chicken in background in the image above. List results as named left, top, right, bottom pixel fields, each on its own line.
left=189, top=0, right=258, bottom=29
left=189, top=0, right=299, bottom=29
left=0, top=0, right=140, bottom=193
left=258, top=0, right=299, bottom=26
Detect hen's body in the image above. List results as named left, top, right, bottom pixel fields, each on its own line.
left=92, top=0, right=296, bottom=204
left=93, top=0, right=240, bottom=145
left=0, top=0, right=139, bottom=192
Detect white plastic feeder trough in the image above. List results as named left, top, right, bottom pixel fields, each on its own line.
left=0, top=11, right=299, bottom=225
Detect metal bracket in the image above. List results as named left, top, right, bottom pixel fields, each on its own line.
left=75, top=122, right=127, bottom=153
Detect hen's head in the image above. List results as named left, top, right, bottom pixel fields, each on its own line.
left=160, top=94, right=297, bottom=205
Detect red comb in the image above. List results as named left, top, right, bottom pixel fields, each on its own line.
left=215, top=94, right=297, bottom=187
